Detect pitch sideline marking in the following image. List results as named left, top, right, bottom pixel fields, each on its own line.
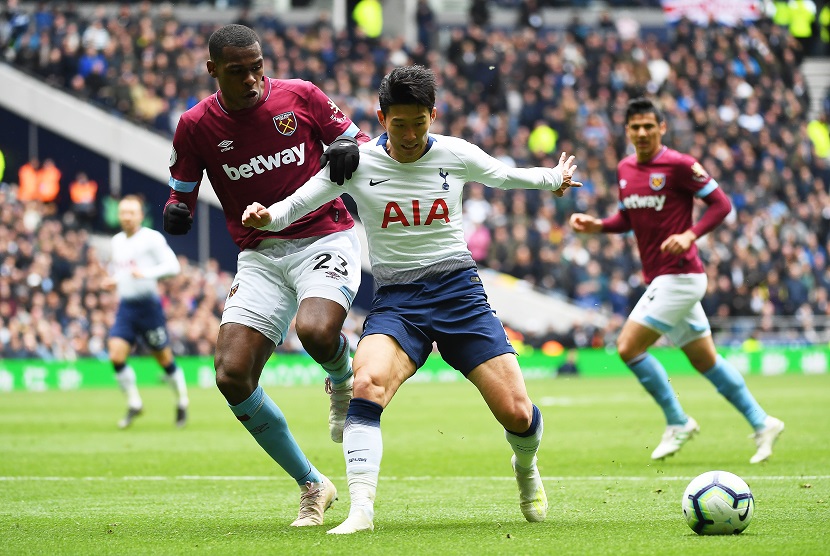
left=1, top=475, right=828, bottom=482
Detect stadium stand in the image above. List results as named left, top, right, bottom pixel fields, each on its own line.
left=1, top=2, right=829, bottom=357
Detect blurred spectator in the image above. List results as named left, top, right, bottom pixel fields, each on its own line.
left=36, top=158, right=61, bottom=203
left=68, top=171, right=98, bottom=229
left=16, top=157, right=39, bottom=202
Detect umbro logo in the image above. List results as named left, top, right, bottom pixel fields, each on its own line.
left=369, top=179, right=390, bottom=187
left=218, top=140, right=234, bottom=152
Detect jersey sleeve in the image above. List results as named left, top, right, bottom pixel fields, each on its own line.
left=167, top=115, right=203, bottom=210
left=261, top=170, right=343, bottom=232
left=304, top=83, right=365, bottom=145
left=143, top=231, right=181, bottom=279
left=679, top=155, right=717, bottom=198
left=457, top=138, right=563, bottom=191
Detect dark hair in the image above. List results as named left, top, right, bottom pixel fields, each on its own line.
left=208, top=24, right=260, bottom=61
left=378, top=65, right=437, bottom=115
left=625, top=97, right=664, bottom=125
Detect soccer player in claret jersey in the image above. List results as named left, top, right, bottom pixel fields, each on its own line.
left=105, top=196, right=188, bottom=429
left=164, top=24, right=371, bottom=526
left=242, top=65, right=581, bottom=534
left=569, top=97, right=784, bottom=464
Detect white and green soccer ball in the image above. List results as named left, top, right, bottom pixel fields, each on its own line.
left=682, top=470, right=754, bottom=535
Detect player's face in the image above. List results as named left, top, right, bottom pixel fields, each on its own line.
left=625, top=112, right=666, bottom=162
left=207, top=43, right=264, bottom=111
left=118, top=200, right=143, bottom=235
left=377, top=104, right=436, bottom=163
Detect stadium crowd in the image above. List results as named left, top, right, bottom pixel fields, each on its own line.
left=2, top=2, right=830, bottom=357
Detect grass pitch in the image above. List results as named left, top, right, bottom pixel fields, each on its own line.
left=2, top=373, right=828, bottom=555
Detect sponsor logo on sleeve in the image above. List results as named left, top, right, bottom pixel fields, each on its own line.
left=691, top=161, right=709, bottom=182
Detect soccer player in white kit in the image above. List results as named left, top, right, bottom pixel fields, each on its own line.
left=164, top=24, right=370, bottom=526
left=243, top=65, right=582, bottom=533
left=106, top=195, right=188, bottom=429
left=570, top=97, right=784, bottom=464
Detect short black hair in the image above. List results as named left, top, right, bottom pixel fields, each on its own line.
left=378, top=65, right=437, bottom=116
left=625, top=97, right=664, bottom=125
left=208, top=24, right=260, bottom=61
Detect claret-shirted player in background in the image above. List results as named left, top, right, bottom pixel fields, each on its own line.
left=163, top=24, right=370, bottom=527
left=105, top=195, right=187, bottom=429
left=243, top=65, right=581, bottom=534
left=570, top=97, right=784, bottom=464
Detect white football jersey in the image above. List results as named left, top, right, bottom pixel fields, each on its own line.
left=262, top=133, right=563, bottom=285
left=110, top=227, right=181, bottom=300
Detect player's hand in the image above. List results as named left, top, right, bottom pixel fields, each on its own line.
left=319, top=134, right=359, bottom=185
left=660, top=230, right=697, bottom=255
left=163, top=202, right=192, bottom=235
left=242, top=202, right=272, bottom=228
left=569, top=213, right=602, bottom=234
left=553, top=151, right=582, bottom=198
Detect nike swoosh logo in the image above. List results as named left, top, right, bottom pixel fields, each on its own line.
left=738, top=502, right=752, bottom=521
left=369, top=179, right=390, bottom=186
left=347, top=449, right=368, bottom=454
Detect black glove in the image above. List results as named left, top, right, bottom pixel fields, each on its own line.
left=163, top=202, right=193, bottom=235
left=319, top=134, right=359, bottom=185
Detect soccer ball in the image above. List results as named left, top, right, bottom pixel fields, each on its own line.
left=682, top=470, right=754, bottom=535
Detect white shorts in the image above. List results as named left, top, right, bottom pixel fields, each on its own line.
left=629, top=273, right=711, bottom=347
left=221, top=229, right=362, bottom=346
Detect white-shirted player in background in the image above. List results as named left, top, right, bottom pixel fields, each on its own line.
left=105, top=195, right=187, bottom=429
left=243, top=65, right=582, bottom=534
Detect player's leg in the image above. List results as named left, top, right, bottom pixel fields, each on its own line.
left=468, top=354, right=547, bottom=522
left=219, top=247, right=337, bottom=526
left=150, top=345, right=188, bottom=427
left=289, top=230, right=361, bottom=443
left=108, top=302, right=142, bottom=428
left=142, top=300, right=188, bottom=427
left=435, top=270, right=546, bottom=522
left=109, top=336, right=143, bottom=428
left=618, top=319, right=690, bottom=426
left=216, top=322, right=336, bottom=525
left=296, top=299, right=353, bottom=442
left=681, top=331, right=784, bottom=463
left=623, top=276, right=704, bottom=459
left=328, top=333, right=417, bottom=535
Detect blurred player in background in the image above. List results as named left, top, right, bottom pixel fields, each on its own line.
left=163, top=24, right=370, bottom=526
left=243, top=65, right=581, bottom=534
left=569, top=97, right=784, bottom=464
left=105, top=195, right=187, bottom=429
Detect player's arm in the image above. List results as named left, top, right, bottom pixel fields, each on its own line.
left=499, top=152, right=582, bottom=197
left=164, top=119, right=201, bottom=234
left=242, top=175, right=342, bottom=232
left=464, top=143, right=581, bottom=196
left=309, top=83, right=371, bottom=185
left=140, top=234, right=182, bottom=279
left=661, top=184, right=731, bottom=255
left=569, top=207, right=630, bottom=235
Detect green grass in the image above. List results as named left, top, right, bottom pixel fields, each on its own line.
left=1, top=373, right=828, bottom=555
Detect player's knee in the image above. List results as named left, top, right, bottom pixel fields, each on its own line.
left=214, top=353, right=254, bottom=402
left=502, top=400, right=533, bottom=433
left=616, top=338, right=640, bottom=362
left=295, top=321, right=340, bottom=357
left=352, top=371, right=388, bottom=403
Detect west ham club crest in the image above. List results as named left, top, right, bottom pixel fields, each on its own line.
left=273, top=112, right=297, bottom=136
